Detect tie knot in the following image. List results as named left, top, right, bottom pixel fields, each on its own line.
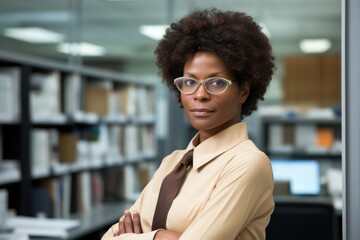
left=180, top=149, right=193, bottom=167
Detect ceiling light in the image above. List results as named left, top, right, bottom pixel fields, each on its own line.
left=57, top=42, right=105, bottom=56
left=299, top=38, right=331, bottom=53
left=3, top=27, right=64, bottom=43
left=139, top=25, right=168, bottom=40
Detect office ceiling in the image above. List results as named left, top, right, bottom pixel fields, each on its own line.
left=0, top=0, right=342, bottom=76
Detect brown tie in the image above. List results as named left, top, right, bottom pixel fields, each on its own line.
left=152, top=149, right=194, bottom=230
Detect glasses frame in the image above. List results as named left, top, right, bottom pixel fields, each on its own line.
left=173, top=77, right=235, bottom=95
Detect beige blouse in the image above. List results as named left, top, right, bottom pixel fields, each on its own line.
left=102, top=122, right=274, bottom=240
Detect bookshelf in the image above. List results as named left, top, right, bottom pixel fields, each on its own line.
left=0, top=50, right=158, bottom=238
left=262, top=116, right=342, bottom=160
left=261, top=115, right=342, bottom=199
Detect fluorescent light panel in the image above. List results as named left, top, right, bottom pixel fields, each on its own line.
left=57, top=42, right=105, bottom=56
left=140, top=23, right=271, bottom=40
left=4, top=27, right=64, bottom=43
left=300, top=38, right=331, bottom=53
left=139, top=25, right=168, bottom=40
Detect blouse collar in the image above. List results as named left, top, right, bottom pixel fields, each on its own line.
left=186, top=122, right=249, bottom=169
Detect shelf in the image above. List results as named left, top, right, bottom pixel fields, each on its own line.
left=27, top=201, right=133, bottom=240
left=32, top=115, right=68, bottom=125
left=267, top=147, right=342, bottom=159
left=0, top=51, right=158, bottom=237
left=268, top=152, right=341, bottom=160
left=30, top=113, right=157, bottom=126
left=0, top=115, right=19, bottom=124
left=0, top=50, right=152, bottom=86
left=262, top=115, right=342, bottom=161
left=0, top=160, right=21, bottom=185
left=262, top=116, right=341, bottom=125
left=36, top=156, right=157, bottom=177
left=67, top=201, right=133, bottom=240
left=0, top=168, right=21, bottom=185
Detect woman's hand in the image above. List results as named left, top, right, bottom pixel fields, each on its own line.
left=114, top=209, right=181, bottom=239
left=116, top=209, right=143, bottom=236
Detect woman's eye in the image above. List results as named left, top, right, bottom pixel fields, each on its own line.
left=184, top=79, right=197, bottom=86
left=209, top=79, right=225, bottom=86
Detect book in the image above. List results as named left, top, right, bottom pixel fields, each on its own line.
left=91, top=171, right=104, bottom=206
left=0, top=67, right=20, bottom=122
left=106, top=125, right=123, bottom=164
left=137, top=86, right=156, bottom=119
left=58, top=132, right=78, bottom=164
left=294, top=124, right=317, bottom=149
left=117, top=84, right=137, bottom=117
left=103, top=168, right=119, bottom=202
left=268, top=124, right=284, bottom=148
left=30, top=71, right=61, bottom=120
left=140, top=125, right=156, bottom=157
left=75, top=171, right=92, bottom=214
left=61, top=174, right=72, bottom=218
left=103, top=166, right=140, bottom=202
left=31, top=129, right=51, bottom=178
left=31, top=186, right=53, bottom=218
left=88, top=125, right=108, bottom=167
left=37, top=175, right=72, bottom=219
left=137, top=162, right=156, bottom=190
left=85, top=82, right=111, bottom=117
left=316, top=127, right=334, bottom=149
left=64, top=74, right=82, bottom=116
left=117, top=165, right=140, bottom=201
left=123, top=125, right=141, bottom=160
left=0, top=189, right=8, bottom=231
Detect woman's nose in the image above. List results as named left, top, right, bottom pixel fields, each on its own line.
left=193, top=84, right=210, bottom=101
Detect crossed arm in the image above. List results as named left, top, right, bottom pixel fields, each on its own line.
left=116, top=210, right=181, bottom=240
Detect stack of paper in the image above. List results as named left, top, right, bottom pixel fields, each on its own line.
left=6, top=216, right=80, bottom=238
left=0, top=233, right=29, bottom=240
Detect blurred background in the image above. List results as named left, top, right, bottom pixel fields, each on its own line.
left=0, top=0, right=341, bottom=77
left=0, top=0, right=343, bottom=239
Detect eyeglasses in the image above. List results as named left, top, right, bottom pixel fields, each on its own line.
left=173, top=77, right=235, bottom=95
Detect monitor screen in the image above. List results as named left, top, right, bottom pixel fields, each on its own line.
left=271, top=159, right=321, bottom=195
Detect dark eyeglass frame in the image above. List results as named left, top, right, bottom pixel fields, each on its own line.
left=173, top=77, right=235, bottom=95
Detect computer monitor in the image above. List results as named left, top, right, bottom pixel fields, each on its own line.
left=271, top=159, right=321, bottom=195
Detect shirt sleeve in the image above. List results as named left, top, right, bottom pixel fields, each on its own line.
left=101, top=225, right=159, bottom=240
left=101, top=161, right=168, bottom=240
left=179, top=151, right=274, bottom=240
left=100, top=190, right=160, bottom=240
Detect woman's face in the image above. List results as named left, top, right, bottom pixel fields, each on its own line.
left=181, top=51, right=249, bottom=142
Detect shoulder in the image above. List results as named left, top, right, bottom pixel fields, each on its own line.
left=222, top=139, right=273, bottom=183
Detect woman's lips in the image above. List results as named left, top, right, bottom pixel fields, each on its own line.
left=190, top=108, right=214, bottom=116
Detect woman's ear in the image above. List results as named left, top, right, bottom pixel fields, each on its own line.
left=239, top=82, right=250, bottom=103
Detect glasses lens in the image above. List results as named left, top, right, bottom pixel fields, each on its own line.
left=205, top=78, right=229, bottom=94
left=175, top=77, right=231, bottom=94
left=176, top=78, right=198, bottom=93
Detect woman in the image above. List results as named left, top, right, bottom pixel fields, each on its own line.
left=102, top=8, right=275, bottom=240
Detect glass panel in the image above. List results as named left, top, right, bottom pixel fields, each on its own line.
left=80, top=0, right=169, bottom=74
left=0, top=0, right=73, bottom=62
left=0, top=0, right=341, bottom=76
